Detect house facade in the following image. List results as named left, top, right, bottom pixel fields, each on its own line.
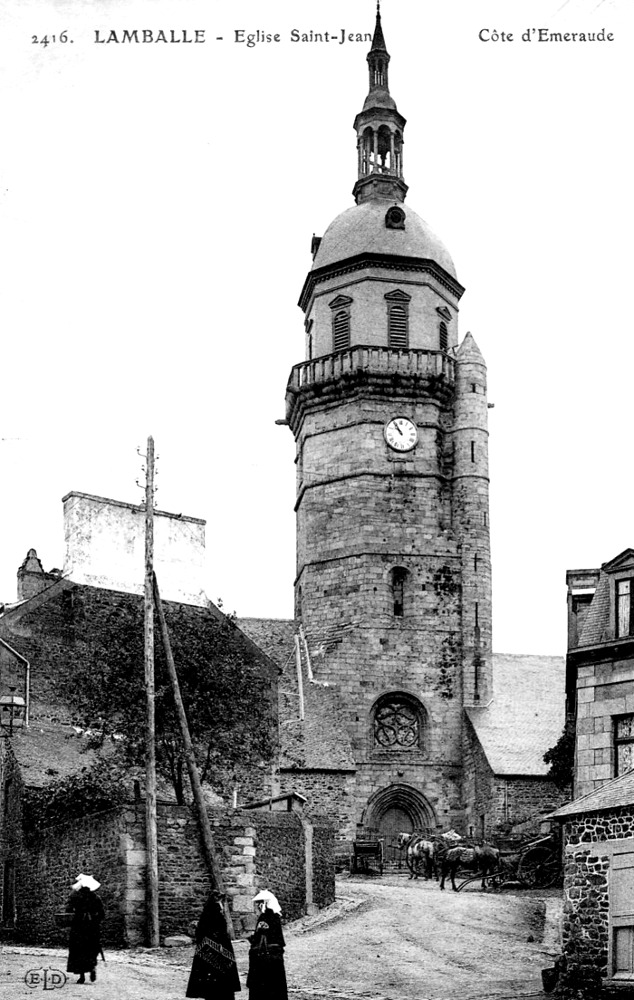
left=549, top=548, right=634, bottom=986
left=567, top=549, right=634, bottom=799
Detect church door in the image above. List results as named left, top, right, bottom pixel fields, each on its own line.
left=378, top=807, right=413, bottom=868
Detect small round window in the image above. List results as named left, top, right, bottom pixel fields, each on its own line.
left=385, top=207, right=406, bottom=230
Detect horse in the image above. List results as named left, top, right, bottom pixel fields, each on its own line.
left=397, top=832, right=435, bottom=880
left=437, top=843, right=500, bottom=891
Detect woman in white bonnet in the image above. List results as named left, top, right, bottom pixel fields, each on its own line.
left=246, top=890, right=288, bottom=1000
left=66, top=874, right=104, bottom=985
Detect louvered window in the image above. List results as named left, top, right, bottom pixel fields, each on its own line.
left=439, top=321, right=448, bottom=351
left=333, top=310, right=350, bottom=351
left=388, top=304, right=408, bottom=348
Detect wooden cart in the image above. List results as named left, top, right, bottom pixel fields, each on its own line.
left=350, top=839, right=384, bottom=875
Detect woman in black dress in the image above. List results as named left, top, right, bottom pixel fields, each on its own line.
left=186, top=890, right=241, bottom=999
left=247, top=890, right=288, bottom=1000
left=66, top=874, right=104, bottom=985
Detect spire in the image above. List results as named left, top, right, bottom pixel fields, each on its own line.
left=353, top=5, right=408, bottom=205
left=370, top=1, right=387, bottom=61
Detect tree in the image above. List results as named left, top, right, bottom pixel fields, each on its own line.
left=59, top=596, right=275, bottom=804
left=543, top=717, right=575, bottom=791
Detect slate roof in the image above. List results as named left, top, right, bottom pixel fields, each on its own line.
left=550, top=769, right=634, bottom=819
left=237, top=617, right=356, bottom=771
left=466, top=653, right=565, bottom=776
left=578, top=571, right=611, bottom=646
left=575, top=550, right=634, bottom=648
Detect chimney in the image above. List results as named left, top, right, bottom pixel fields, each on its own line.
left=17, top=549, right=61, bottom=601
left=61, top=492, right=208, bottom=606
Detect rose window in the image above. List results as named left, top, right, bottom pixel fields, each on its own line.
left=374, top=700, right=420, bottom=748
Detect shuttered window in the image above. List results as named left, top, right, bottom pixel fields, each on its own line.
left=617, top=579, right=634, bottom=638
left=388, top=304, right=408, bottom=348
left=333, top=310, right=350, bottom=351
left=439, top=321, right=448, bottom=351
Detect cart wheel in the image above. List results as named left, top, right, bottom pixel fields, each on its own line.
left=517, top=847, right=559, bottom=888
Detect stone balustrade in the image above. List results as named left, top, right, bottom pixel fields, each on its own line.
left=288, top=346, right=455, bottom=391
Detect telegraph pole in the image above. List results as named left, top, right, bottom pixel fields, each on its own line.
left=144, top=436, right=160, bottom=946
left=153, top=573, right=234, bottom=937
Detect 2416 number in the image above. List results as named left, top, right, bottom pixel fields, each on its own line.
left=32, top=31, right=72, bottom=46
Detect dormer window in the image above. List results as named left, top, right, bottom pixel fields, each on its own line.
left=385, top=290, right=411, bottom=349
left=617, top=579, right=634, bottom=638
left=329, top=294, right=353, bottom=352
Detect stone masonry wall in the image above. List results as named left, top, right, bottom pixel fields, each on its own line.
left=279, top=769, right=357, bottom=842
left=2, top=800, right=334, bottom=946
left=462, top=715, right=495, bottom=838
left=561, top=806, right=634, bottom=983
left=463, top=718, right=567, bottom=840
left=306, top=265, right=460, bottom=359
left=575, top=656, right=634, bottom=798
left=501, top=777, right=568, bottom=833
left=11, top=807, right=127, bottom=946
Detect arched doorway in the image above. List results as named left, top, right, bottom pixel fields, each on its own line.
left=361, top=784, right=437, bottom=867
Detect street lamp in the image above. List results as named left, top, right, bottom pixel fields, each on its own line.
left=0, top=688, right=26, bottom=736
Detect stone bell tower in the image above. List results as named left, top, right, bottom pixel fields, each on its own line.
left=284, top=7, right=492, bottom=838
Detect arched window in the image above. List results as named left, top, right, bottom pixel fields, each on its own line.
left=390, top=566, right=408, bottom=617
left=439, top=321, right=448, bottom=351
left=373, top=693, right=426, bottom=750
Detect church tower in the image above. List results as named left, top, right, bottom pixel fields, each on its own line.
left=285, top=8, right=492, bottom=839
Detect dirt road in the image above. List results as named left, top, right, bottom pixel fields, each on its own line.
left=0, top=875, right=561, bottom=999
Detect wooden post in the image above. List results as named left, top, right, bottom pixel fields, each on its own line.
left=144, top=436, right=160, bottom=947
left=152, top=573, right=235, bottom=937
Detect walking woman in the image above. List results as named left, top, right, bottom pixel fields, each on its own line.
left=186, top=890, right=241, bottom=999
left=247, top=890, right=288, bottom=1000
left=66, top=874, right=104, bottom=985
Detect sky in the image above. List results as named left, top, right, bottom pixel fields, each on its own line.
left=0, top=0, right=631, bottom=656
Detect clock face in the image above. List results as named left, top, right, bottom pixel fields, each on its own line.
left=384, top=417, right=418, bottom=452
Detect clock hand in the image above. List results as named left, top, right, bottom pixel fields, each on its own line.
left=395, top=422, right=403, bottom=435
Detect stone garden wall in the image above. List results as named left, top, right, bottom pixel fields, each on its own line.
left=4, top=800, right=334, bottom=947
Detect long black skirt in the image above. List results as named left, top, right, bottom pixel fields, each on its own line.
left=247, top=949, right=288, bottom=1000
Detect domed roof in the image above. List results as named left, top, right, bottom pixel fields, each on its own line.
left=362, top=90, right=397, bottom=112
left=312, top=200, right=457, bottom=279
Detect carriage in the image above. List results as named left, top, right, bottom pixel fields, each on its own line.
left=398, top=826, right=562, bottom=891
